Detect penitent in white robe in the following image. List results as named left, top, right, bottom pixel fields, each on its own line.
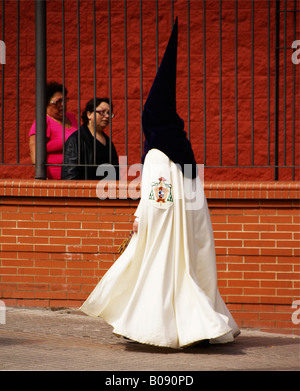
left=80, top=149, right=240, bottom=349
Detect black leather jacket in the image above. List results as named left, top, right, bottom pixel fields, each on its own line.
left=61, top=124, right=119, bottom=180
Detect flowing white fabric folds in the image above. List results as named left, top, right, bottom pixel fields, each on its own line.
left=80, top=149, right=240, bottom=348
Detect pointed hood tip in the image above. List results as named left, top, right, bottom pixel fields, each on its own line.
left=142, top=16, right=179, bottom=128
left=142, top=17, right=198, bottom=178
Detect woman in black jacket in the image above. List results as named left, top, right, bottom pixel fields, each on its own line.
left=61, top=97, right=119, bottom=180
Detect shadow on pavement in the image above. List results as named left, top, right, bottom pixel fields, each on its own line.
left=120, top=332, right=299, bottom=356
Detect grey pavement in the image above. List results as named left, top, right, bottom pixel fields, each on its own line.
left=0, top=306, right=299, bottom=372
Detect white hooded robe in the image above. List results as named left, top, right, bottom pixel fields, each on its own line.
left=80, top=149, right=240, bottom=348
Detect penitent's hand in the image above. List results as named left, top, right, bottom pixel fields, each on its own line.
left=132, top=219, right=139, bottom=233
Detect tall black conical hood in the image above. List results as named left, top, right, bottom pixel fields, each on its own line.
left=142, top=18, right=197, bottom=178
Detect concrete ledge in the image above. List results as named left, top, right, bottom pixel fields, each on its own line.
left=0, top=179, right=299, bottom=200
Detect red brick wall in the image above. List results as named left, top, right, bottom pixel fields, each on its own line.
left=0, top=179, right=299, bottom=335
left=0, top=0, right=299, bottom=181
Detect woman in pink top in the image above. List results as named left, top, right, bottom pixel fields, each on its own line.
left=29, top=82, right=78, bottom=179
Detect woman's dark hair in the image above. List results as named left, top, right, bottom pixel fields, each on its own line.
left=82, top=97, right=112, bottom=124
left=46, top=82, right=68, bottom=105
